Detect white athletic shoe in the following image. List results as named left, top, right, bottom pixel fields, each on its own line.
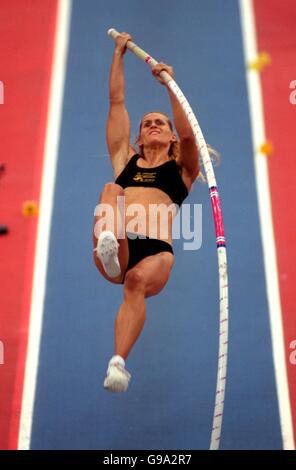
left=103, top=360, right=131, bottom=393
left=94, top=230, right=121, bottom=278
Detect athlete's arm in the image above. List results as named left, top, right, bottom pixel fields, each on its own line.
left=152, top=63, right=199, bottom=181
left=167, top=87, right=199, bottom=180
left=106, top=33, right=134, bottom=177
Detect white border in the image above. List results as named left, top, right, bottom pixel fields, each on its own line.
left=18, top=0, right=72, bottom=450
left=239, top=0, right=295, bottom=450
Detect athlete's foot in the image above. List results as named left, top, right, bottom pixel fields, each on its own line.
left=103, top=356, right=131, bottom=393
left=94, top=230, right=121, bottom=278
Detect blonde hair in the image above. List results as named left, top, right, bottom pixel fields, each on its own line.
left=134, top=111, right=220, bottom=183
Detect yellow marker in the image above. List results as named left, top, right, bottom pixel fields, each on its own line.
left=259, top=141, right=274, bottom=156
left=22, top=200, right=39, bottom=217
left=248, top=51, right=271, bottom=72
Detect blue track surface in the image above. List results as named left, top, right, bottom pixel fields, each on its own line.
left=30, top=0, right=281, bottom=449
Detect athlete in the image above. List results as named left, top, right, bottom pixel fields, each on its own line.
left=93, top=32, right=199, bottom=392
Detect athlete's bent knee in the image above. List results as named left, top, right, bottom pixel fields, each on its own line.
left=124, top=268, right=145, bottom=292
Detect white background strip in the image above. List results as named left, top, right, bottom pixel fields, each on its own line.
left=18, top=0, right=72, bottom=450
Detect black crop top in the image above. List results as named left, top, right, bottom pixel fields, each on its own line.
left=115, top=154, right=189, bottom=207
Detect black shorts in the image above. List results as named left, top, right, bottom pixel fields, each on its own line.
left=122, top=232, right=174, bottom=282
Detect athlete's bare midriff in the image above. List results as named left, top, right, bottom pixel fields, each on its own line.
left=123, top=186, right=178, bottom=245
left=114, top=151, right=193, bottom=245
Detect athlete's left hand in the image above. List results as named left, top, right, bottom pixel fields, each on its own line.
left=152, top=62, right=175, bottom=86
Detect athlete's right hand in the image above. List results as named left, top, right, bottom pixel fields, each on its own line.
left=115, top=32, right=132, bottom=55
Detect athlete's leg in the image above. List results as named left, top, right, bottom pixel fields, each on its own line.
left=114, top=251, right=174, bottom=360
left=92, top=182, right=128, bottom=284
left=104, top=250, right=174, bottom=392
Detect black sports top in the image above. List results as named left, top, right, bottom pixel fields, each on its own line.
left=115, top=154, right=189, bottom=207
